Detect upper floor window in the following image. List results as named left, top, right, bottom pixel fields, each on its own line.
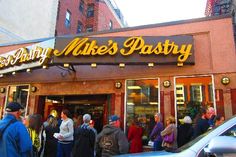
left=65, top=10, right=71, bottom=28
left=87, top=4, right=94, bottom=17
left=79, top=0, right=84, bottom=13
left=86, top=25, right=93, bottom=32
left=77, top=21, right=83, bottom=33
left=109, top=20, right=113, bottom=30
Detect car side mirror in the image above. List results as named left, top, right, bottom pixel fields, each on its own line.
left=204, top=136, right=236, bottom=156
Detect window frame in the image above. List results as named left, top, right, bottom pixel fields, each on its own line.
left=65, top=10, right=71, bottom=28
left=87, top=4, right=94, bottom=17
left=86, top=25, right=93, bottom=32
left=77, top=21, right=83, bottom=33
left=79, top=0, right=84, bottom=13
left=124, top=78, right=160, bottom=134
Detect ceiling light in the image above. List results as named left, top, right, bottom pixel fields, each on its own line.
left=127, top=102, right=135, bottom=105
left=127, top=86, right=141, bottom=89
left=149, top=102, right=158, bottom=105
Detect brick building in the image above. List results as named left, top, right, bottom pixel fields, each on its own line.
left=0, top=0, right=125, bottom=43
left=56, top=0, right=125, bottom=36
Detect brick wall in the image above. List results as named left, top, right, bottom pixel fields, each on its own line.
left=56, top=0, right=122, bottom=36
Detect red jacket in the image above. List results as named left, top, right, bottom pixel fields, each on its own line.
left=128, top=125, right=143, bottom=153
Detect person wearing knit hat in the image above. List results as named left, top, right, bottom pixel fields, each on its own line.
left=0, top=102, right=32, bottom=156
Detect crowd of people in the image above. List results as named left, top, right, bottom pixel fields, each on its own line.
left=0, top=101, right=225, bottom=157
left=148, top=106, right=225, bottom=151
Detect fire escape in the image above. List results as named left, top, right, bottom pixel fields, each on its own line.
left=213, top=0, right=236, bottom=40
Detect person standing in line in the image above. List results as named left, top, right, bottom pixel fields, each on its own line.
left=0, top=102, right=32, bottom=157
left=161, top=116, right=178, bottom=151
left=213, top=115, right=225, bottom=127
left=149, top=113, right=164, bottom=151
left=193, top=107, right=211, bottom=138
left=44, top=116, right=59, bottom=157
left=96, top=115, right=129, bottom=157
left=207, top=107, right=216, bottom=127
left=56, top=109, right=74, bottom=157
left=73, top=114, right=96, bottom=157
left=89, top=120, right=98, bottom=157
left=177, top=116, right=194, bottom=147
left=26, top=114, right=42, bottom=157
left=128, top=118, right=143, bottom=153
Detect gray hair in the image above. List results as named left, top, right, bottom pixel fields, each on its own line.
left=83, top=114, right=91, bottom=123
left=154, top=113, right=162, bottom=121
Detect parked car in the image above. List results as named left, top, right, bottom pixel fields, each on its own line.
left=116, top=116, right=236, bottom=157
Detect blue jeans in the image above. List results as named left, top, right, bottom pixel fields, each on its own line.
left=153, top=140, right=163, bottom=151
left=57, top=142, right=73, bottom=157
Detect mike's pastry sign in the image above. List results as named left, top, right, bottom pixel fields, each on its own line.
left=0, top=36, right=194, bottom=73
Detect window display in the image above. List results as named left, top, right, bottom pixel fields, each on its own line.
left=6, top=85, right=30, bottom=117
left=175, top=76, right=214, bottom=123
left=126, top=79, right=159, bottom=145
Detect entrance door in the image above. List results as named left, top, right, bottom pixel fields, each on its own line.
left=38, top=94, right=110, bottom=133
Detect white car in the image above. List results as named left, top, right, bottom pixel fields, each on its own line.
left=117, top=116, right=236, bottom=157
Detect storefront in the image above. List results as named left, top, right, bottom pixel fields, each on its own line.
left=0, top=15, right=236, bottom=144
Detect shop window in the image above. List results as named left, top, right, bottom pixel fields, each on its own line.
left=6, top=85, right=30, bottom=116
left=126, top=79, right=159, bottom=146
left=77, top=21, right=83, bottom=33
left=175, top=76, right=214, bottom=123
left=87, top=4, right=94, bottom=17
left=65, top=10, right=71, bottom=28
left=79, top=0, right=84, bottom=13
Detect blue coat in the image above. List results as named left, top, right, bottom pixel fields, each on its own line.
left=0, top=114, right=32, bottom=157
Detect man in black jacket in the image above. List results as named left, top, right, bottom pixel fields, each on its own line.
left=96, top=115, right=129, bottom=157
left=193, top=107, right=211, bottom=138
left=73, top=114, right=96, bottom=157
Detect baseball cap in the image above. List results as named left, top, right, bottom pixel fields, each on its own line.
left=183, top=116, right=192, bottom=124
left=5, top=102, right=24, bottom=112
left=109, top=115, right=120, bottom=122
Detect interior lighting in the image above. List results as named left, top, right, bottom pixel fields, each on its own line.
left=127, top=86, right=141, bottom=90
